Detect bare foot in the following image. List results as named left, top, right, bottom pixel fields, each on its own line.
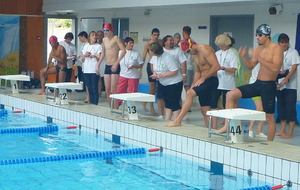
left=150, top=111, right=158, bottom=116
left=165, top=121, right=181, bottom=127
left=275, top=131, right=286, bottom=136
left=280, top=134, right=293, bottom=139
left=35, top=91, right=46, bottom=95
left=141, top=102, right=148, bottom=111
left=216, top=127, right=227, bottom=134
left=82, top=100, right=90, bottom=103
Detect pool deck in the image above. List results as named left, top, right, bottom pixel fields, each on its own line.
left=4, top=88, right=300, bottom=163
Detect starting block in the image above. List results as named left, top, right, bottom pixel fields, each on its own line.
left=109, top=93, right=155, bottom=120
left=207, top=108, right=266, bottom=143
left=0, top=75, right=30, bottom=93
left=45, top=82, right=83, bottom=105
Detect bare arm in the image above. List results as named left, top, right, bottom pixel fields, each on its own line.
left=280, top=64, right=298, bottom=85
left=96, top=46, right=105, bottom=74
left=115, top=36, right=126, bottom=65
left=142, top=42, right=149, bottom=63
left=239, top=46, right=258, bottom=70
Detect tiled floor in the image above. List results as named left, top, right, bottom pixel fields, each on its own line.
left=6, top=87, right=300, bottom=163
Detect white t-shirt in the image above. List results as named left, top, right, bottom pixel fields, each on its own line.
left=82, top=43, right=102, bottom=73
left=76, top=42, right=88, bottom=67
left=249, top=63, right=260, bottom=84
left=163, top=47, right=187, bottom=68
left=215, top=48, right=238, bottom=90
left=150, top=53, right=182, bottom=86
left=59, top=41, right=77, bottom=69
left=184, top=52, right=194, bottom=70
left=119, top=49, right=143, bottom=79
left=282, top=47, right=300, bottom=89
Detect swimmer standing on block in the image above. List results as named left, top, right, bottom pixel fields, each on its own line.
left=165, top=43, right=220, bottom=128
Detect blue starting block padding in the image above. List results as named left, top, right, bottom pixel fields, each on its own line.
left=138, top=83, right=150, bottom=94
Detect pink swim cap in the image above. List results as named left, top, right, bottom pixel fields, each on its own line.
left=49, top=35, right=58, bottom=43
left=103, top=23, right=114, bottom=32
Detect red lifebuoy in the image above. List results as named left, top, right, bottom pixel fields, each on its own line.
left=13, top=111, right=22, bottom=113
left=148, top=148, right=160, bottom=152
left=67, top=126, right=77, bottom=129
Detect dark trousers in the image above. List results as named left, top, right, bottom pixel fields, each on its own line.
left=84, top=73, right=99, bottom=105
left=276, top=89, right=297, bottom=122
left=65, top=68, right=73, bottom=82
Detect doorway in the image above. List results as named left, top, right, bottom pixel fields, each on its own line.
left=210, top=15, right=254, bottom=53
left=111, top=18, right=129, bottom=41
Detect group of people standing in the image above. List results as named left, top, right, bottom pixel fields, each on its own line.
left=36, top=23, right=299, bottom=141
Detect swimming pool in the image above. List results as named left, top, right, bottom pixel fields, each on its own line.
left=0, top=111, right=294, bottom=190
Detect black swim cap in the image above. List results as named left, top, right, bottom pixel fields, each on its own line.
left=256, top=24, right=271, bottom=36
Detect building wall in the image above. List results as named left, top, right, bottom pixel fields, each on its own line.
left=1, top=0, right=44, bottom=78
left=74, top=2, right=300, bottom=84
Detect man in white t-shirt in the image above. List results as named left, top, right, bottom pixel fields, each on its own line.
left=157, top=35, right=187, bottom=119
left=59, top=32, right=77, bottom=92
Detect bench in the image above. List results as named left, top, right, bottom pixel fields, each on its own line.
left=0, top=75, right=30, bottom=93
left=207, top=108, right=266, bottom=143
left=45, top=82, right=83, bottom=105
left=109, top=93, right=155, bottom=120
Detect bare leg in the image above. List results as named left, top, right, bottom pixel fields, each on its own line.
left=104, top=74, right=112, bottom=106
left=281, top=121, right=295, bottom=139
left=36, top=67, right=58, bottom=95
left=266, top=113, right=276, bottom=141
left=201, top=106, right=211, bottom=128
left=211, top=108, right=218, bottom=129
left=165, top=108, right=172, bottom=120
left=158, top=98, right=165, bottom=117
left=172, top=109, right=181, bottom=120
left=149, top=81, right=158, bottom=115
left=165, top=89, right=196, bottom=127
left=111, top=74, right=120, bottom=109
left=83, top=87, right=90, bottom=103
left=216, top=88, right=242, bottom=133
left=184, top=85, right=192, bottom=111
left=275, top=120, right=287, bottom=136
left=98, top=77, right=103, bottom=97
left=255, top=121, right=265, bottom=135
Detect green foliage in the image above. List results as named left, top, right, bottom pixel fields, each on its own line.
left=48, top=19, right=72, bottom=28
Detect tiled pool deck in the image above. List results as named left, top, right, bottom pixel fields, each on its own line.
left=1, top=89, right=299, bottom=189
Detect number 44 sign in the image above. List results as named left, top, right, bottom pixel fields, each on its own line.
left=229, top=119, right=246, bottom=143
left=127, top=101, right=138, bottom=120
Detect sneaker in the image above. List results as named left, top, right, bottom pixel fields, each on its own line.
left=158, top=115, right=164, bottom=119
left=249, top=131, right=254, bottom=138
left=256, top=133, right=267, bottom=138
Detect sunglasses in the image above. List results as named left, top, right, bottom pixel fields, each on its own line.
left=103, top=29, right=110, bottom=32
left=256, top=33, right=263, bottom=37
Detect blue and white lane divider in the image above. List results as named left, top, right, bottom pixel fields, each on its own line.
left=0, top=148, right=146, bottom=165
left=0, top=110, right=8, bottom=116
left=0, top=126, right=59, bottom=134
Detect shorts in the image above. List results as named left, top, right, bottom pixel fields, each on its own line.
left=104, top=64, right=120, bottom=75
left=252, top=96, right=261, bottom=101
left=55, top=65, right=67, bottom=72
left=238, top=80, right=276, bottom=114
left=192, top=76, right=218, bottom=107
left=147, top=62, right=156, bottom=82
left=158, top=81, right=183, bottom=111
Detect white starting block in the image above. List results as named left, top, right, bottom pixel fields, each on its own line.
left=0, top=75, right=30, bottom=93
left=207, top=108, right=266, bottom=143
left=109, top=93, right=155, bottom=120
left=45, top=82, right=83, bottom=105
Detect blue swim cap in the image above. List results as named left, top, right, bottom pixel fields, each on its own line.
left=256, top=24, right=271, bottom=36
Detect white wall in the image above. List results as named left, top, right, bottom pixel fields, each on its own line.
left=72, top=2, right=300, bottom=85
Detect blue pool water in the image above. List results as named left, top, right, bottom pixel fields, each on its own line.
left=0, top=112, right=293, bottom=190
